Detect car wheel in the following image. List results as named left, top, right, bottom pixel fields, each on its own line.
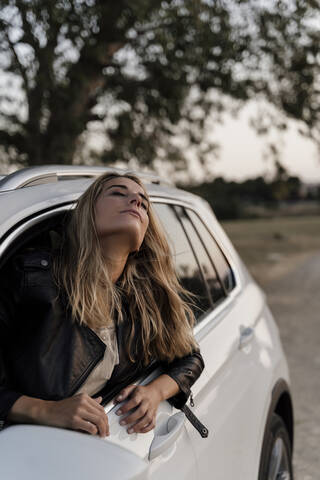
left=258, top=413, right=293, bottom=480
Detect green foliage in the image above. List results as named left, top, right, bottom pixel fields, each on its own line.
left=0, top=0, right=319, bottom=167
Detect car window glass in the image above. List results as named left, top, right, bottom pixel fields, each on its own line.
left=153, top=203, right=211, bottom=322
left=186, top=209, right=235, bottom=293
left=174, top=206, right=225, bottom=305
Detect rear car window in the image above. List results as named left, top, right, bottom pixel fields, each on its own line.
left=186, top=209, right=235, bottom=293
left=174, top=206, right=225, bottom=305
left=153, top=203, right=211, bottom=322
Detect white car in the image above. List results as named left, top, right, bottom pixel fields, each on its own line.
left=0, top=166, right=294, bottom=480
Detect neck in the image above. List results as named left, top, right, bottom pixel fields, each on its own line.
left=99, top=237, right=131, bottom=283
left=105, top=255, right=128, bottom=283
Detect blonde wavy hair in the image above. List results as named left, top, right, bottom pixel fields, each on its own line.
left=56, top=172, right=197, bottom=364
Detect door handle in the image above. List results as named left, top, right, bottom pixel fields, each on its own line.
left=148, top=412, right=185, bottom=460
left=239, top=326, right=254, bottom=349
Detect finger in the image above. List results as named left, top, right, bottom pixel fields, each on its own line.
left=84, top=410, right=109, bottom=437
left=93, top=396, right=102, bottom=403
left=120, top=403, right=148, bottom=425
left=74, top=393, right=105, bottom=415
left=114, top=385, right=136, bottom=403
left=128, top=415, right=155, bottom=434
left=139, top=421, right=156, bottom=434
left=116, top=393, right=143, bottom=415
left=87, top=397, right=107, bottom=415
left=76, top=418, right=98, bottom=436
left=84, top=403, right=109, bottom=435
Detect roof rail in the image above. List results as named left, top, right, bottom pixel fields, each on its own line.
left=0, top=165, right=171, bottom=192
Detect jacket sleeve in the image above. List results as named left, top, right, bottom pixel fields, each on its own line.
left=0, top=259, right=23, bottom=427
left=162, top=348, right=204, bottom=409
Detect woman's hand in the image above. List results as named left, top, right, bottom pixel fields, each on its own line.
left=114, top=374, right=180, bottom=434
left=114, top=384, right=162, bottom=434
left=8, top=393, right=109, bottom=438
left=43, top=394, right=109, bottom=437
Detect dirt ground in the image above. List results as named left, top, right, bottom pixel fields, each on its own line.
left=264, top=251, right=320, bottom=480
left=222, top=217, right=320, bottom=480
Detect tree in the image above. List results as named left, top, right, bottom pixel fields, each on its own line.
left=0, top=0, right=319, bottom=169
left=270, top=160, right=303, bottom=202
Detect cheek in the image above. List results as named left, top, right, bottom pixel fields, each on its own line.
left=95, top=192, right=118, bottom=217
left=94, top=199, right=112, bottom=231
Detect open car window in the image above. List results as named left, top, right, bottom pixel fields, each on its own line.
left=0, top=209, right=72, bottom=269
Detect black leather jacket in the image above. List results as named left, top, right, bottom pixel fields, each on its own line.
left=0, top=249, right=204, bottom=426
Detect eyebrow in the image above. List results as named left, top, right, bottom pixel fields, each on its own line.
left=105, top=184, right=150, bottom=205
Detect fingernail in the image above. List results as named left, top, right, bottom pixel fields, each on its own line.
left=128, top=428, right=134, bottom=434
left=116, top=410, right=122, bottom=415
left=117, top=395, right=123, bottom=400
left=120, top=420, right=126, bottom=426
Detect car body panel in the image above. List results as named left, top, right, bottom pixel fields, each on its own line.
left=187, top=283, right=269, bottom=478
left=0, top=424, right=148, bottom=480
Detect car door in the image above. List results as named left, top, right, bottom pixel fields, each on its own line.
left=154, top=202, right=269, bottom=479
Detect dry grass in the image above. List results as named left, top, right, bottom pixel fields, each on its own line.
left=221, top=216, right=320, bottom=287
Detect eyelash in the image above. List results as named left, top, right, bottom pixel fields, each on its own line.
left=111, top=191, right=148, bottom=211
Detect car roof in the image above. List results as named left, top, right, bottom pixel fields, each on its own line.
left=0, top=165, right=171, bottom=191
left=0, top=166, right=208, bottom=238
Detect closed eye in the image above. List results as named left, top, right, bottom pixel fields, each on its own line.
left=111, top=191, right=125, bottom=196
left=110, top=189, right=148, bottom=211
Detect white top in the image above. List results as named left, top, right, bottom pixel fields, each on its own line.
left=75, top=322, right=119, bottom=397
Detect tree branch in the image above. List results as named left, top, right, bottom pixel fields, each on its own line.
left=18, top=3, right=41, bottom=55
left=3, top=26, right=30, bottom=93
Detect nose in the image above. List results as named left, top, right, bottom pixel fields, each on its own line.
left=129, top=192, right=141, bottom=207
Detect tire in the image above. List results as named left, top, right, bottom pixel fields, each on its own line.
left=258, top=413, right=293, bottom=480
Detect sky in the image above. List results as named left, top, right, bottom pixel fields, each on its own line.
left=87, top=106, right=320, bottom=187
left=186, top=105, right=320, bottom=186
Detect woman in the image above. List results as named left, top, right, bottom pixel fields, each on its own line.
left=0, top=172, right=204, bottom=438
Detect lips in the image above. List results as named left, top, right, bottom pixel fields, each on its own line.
left=121, top=209, right=142, bottom=221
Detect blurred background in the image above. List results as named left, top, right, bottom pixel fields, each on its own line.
left=0, top=1, right=319, bottom=478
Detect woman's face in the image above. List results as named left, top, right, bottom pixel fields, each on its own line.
left=94, top=176, right=150, bottom=253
